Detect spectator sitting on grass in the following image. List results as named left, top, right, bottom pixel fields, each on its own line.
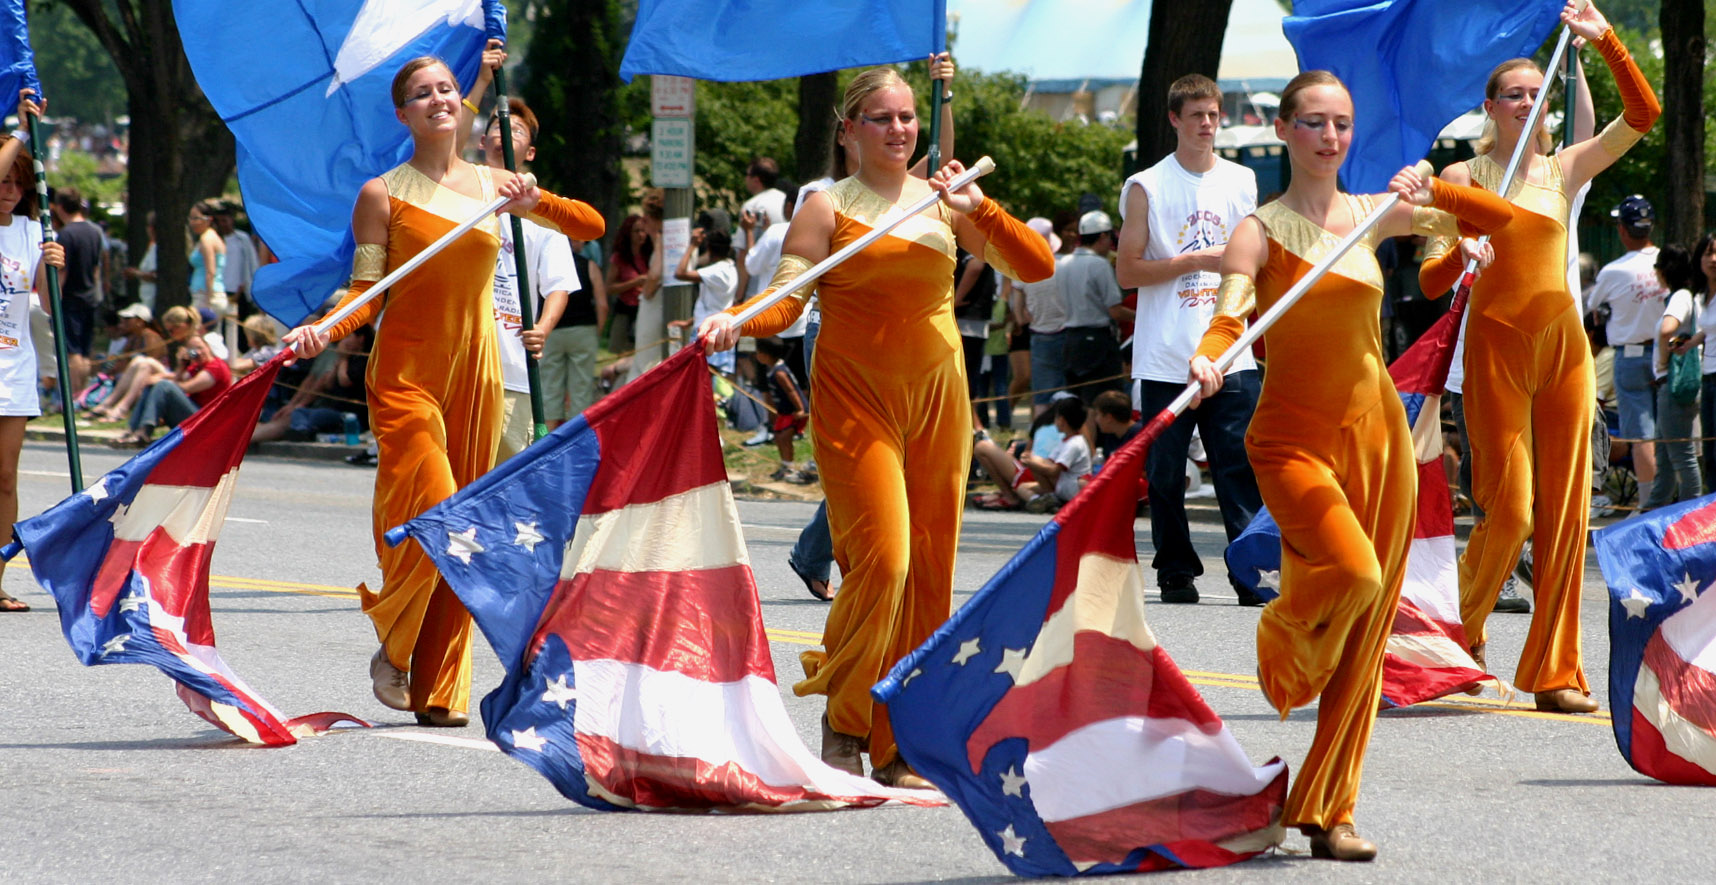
left=755, top=336, right=812, bottom=483
left=970, top=396, right=1092, bottom=512
left=250, top=324, right=373, bottom=445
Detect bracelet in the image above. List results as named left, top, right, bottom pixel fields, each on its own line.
left=10, top=128, right=26, bottom=146
left=462, top=98, right=480, bottom=115
left=941, top=90, right=953, bottom=103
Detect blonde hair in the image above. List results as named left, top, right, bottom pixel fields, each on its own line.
left=839, top=67, right=910, bottom=121
left=1474, top=58, right=1554, bottom=156
left=390, top=56, right=452, bottom=108
left=161, top=305, right=198, bottom=330
left=241, top=314, right=280, bottom=346
left=1278, top=70, right=1347, bottom=120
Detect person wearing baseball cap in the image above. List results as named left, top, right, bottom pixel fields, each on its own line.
left=1587, top=193, right=1665, bottom=496
left=1058, top=209, right=1127, bottom=408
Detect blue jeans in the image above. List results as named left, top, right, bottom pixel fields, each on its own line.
left=973, top=351, right=1012, bottom=429
left=1645, top=379, right=1701, bottom=508
left=790, top=500, right=834, bottom=582
left=1613, top=349, right=1657, bottom=440
left=1029, top=330, right=1066, bottom=406
left=1136, top=371, right=1263, bottom=582
left=130, top=380, right=197, bottom=432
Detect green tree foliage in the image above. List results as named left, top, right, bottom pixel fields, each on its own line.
left=519, top=0, right=628, bottom=248
left=27, top=2, right=124, bottom=124
left=627, top=63, right=1131, bottom=223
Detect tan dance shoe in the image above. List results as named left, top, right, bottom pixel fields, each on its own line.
left=1533, top=689, right=1599, bottom=714
left=1304, top=824, right=1377, bottom=862
left=871, top=759, right=936, bottom=790
left=1465, top=642, right=1487, bottom=696
left=369, top=647, right=411, bottom=711
left=414, top=708, right=470, bottom=728
left=821, top=714, right=864, bottom=776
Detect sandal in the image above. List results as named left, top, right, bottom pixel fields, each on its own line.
left=0, top=594, right=28, bottom=612
left=788, top=557, right=834, bottom=602
left=972, top=492, right=1020, bottom=511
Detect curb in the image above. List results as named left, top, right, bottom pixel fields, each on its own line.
left=26, top=424, right=368, bottom=464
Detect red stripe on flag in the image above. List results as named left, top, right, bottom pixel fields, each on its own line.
left=1043, top=772, right=1286, bottom=868
left=91, top=538, right=144, bottom=617
left=1380, top=658, right=1484, bottom=707
left=1628, top=705, right=1716, bottom=786
left=967, top=639, right=1222, bottom=771
left=583, top=347, right=729, bottom=515
left=1044, top=450, right=1145, bottom=616
left=135, top=532, right=218, bottom=646
left=1664, top=498, right=1716, bottom=551
left=1413, top=459, right=1454, bottom=539
left=542, top=565, right=776, bottom=684
left=144, top=361, right=279, bottom=487
left=1643, top=631, right=1716, bottom=734
left=573, top=733, right=904, bottom=809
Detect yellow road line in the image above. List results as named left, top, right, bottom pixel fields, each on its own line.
left=23, top=560, right=1611, bottom=726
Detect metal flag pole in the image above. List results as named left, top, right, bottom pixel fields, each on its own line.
left=23, top=107, right=82, bottom=493
left=491, top=62, right=549, bottom=443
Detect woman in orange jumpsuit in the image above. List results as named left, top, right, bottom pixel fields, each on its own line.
left=1189, top=71, right=1513, bottom=860
left=1419, top=1, right=1656, bottom=714
left=699, top=68, right=1053, bottom=788
left=284, top=57, right=604, bottom=727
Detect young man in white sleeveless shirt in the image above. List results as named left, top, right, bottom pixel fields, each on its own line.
left=1116, top=73, right=1264, bottom=606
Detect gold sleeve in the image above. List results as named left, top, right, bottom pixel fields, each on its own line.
left=1597, top=115, right=1646, bottom=158
left=1214, top=273, right=1256, bottom=320
left=1423, top=235, right=1456, bottom=264
left=1410, top=206, right=1461, bottom=239
left=352, top=243, right=386, bottom=283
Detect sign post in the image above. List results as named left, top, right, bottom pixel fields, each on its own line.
left=651, top=76, right=696, bottom=365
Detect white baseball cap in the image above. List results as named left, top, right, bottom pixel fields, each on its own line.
left=1077, top=210, right=1113, bottom=235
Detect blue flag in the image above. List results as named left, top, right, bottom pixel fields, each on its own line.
left=0, top=0, right=40, bottom=104
left=175, top=0, right=506, bottom=325
left=1594, top=495, right=1716, bottom=787
left=1283, top=0, right=1561, bottom=192
left=874, top=432, right=1287, bottom=875
left=620, top=0, right=946, bottom=82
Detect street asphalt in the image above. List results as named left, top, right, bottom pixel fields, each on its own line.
left=1, top=439, right=1710, bottom=884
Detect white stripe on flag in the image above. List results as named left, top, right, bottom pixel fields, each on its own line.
left=570, top=659, right=918, bottom=799
left=1400, top=535, right=1460, bottom=626
left=1385, top=632, right=1479, bottom=671
left=1017, top=552, right=1156, bottom=688
left=1659, top=584, right=1716, bottom=672
left=561, top=482, right=748, bottom=579
left=112, top=473, right=240, bottom=545
left=1633, top=664, right=1716, bottom=776
left=1023, top=715, right=1288, bottom=823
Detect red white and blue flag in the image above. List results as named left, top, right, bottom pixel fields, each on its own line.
left=389, top=345, right=937, bottom=811
left=1225, top=308, right=1494, bottom=707
left=1595, top=494, right=1716, bottom=786
left=10, top=358, right=360, bottom=745
left=874, top=428, right=1287, bottom=875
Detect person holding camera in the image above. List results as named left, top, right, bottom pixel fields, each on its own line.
left=110, top=335, right=233, bottom=447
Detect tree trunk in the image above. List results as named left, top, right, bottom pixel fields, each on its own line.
left=522, top=0, right=625, bottom=254
left=1658, top=0, right=1705, bottom=248
left=55, top=0, right=235, bottom=311
left=1133, top=0, right=1235, bottom=174
left=795, top=72, right=838, bottom=182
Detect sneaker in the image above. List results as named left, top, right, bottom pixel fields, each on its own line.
left=1159, top=574, right=1199, bottom=604
left=743, top=427, right=772, bottom=447
left=345, top=450, right=377, bottom=467
left=1590, top=494, right=1616, bottom=519
left=783, top=469, right=817, bottom=485
left=1512, top=541, right=1534, bottom=589
left=1023, top=493, right=1061, bottom=514
left=770, top=464, right=791, bottom=481
left=1493, top=576, right=1531, bottom=614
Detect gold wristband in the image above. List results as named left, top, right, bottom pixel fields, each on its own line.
left=462, top=98, right=480, bottom=115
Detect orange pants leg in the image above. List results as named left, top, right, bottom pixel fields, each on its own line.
left=1251, top=404, right=1413, bottom=829
left=796, top=364, right=969, bottom=768
left=1461, top=317, right=1592, bottom=693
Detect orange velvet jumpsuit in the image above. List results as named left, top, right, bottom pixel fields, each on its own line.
left=1420, top=30, right=1658, bottom=697
left=323, top=164, right=604, bottom=715
left=727, top=180, right=1053, bottom=769
left=1197, top=181, right=1512, bottom=829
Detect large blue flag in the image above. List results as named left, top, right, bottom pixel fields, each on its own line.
left=874, top=429, right=1287, bottom=875
left=0, top=0, right=40, bottom=105
left=175, top=0, right=506, bottom=325
left=1283, top=0, right=1561, bottom=192
left=1594, top=495, right=1716, bottom=787
left=620, top=0, right=946, bottom=82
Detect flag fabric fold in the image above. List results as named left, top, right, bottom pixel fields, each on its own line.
left=389, top=345, right=938, bottom=811
left=12, top=357, right=364, bottom=745
left=620, top=0, right=946, bottom=82
left=1227, top=307, right=1494, bottom=707
left=174, top=0, right=505, bottom=325
left=875, top=427, right=1287, bottom=875
left=0, top=0, right=40, bottom=105
left=1595, top=494, right=1716, bottom=787
left=1283, top=0, right=1562, bottom=193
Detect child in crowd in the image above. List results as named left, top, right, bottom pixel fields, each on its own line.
left=971, top=395, right=1092, bottom=512
left=756, top=336, right=812, bottom=484
left=675, top=227, right=740, bottom=374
